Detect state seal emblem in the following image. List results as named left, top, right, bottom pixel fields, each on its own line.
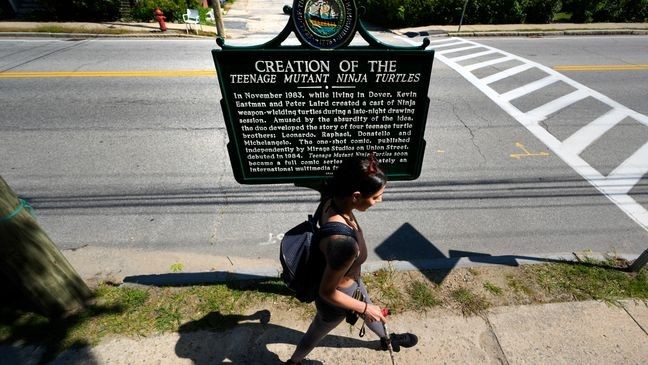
left=293, top=0, right=357, bottom=49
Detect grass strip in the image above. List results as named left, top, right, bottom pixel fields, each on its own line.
left=1, top=259, right=647, bottom=354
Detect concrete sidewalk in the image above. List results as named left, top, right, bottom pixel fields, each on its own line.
left=3, top=299, right=647, bottom=364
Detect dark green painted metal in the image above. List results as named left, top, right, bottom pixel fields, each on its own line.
left=212, top=7, right=434, bottom=186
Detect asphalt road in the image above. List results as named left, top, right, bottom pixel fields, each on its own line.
left=0, top=35, right=647, bottom=267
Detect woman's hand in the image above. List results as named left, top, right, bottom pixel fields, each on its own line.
left=362, top=303, right=386, bottom=323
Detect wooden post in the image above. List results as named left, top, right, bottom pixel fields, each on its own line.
left=0, top=176, right=91, bottom=317
left=212, top=0, right=226, bottom=38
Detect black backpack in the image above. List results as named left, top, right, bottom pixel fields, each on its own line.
left=279, top=207, right=356, bottom=303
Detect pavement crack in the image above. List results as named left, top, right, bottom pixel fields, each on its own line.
left=0, top=40, right=87, bottom=73
left=451, top=101, right=487, bottom=162
left=622, top=303, right=648, bottom=336
left=539, top=118, right=554, bottom=137
left=484, top=315, right=510, bottom=365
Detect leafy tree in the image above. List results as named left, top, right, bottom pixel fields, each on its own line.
left=130, top=0, right=202, bottom=23
left=38, top=0, right=121, bottom=21
left=522, top=0, right=561, bottom=23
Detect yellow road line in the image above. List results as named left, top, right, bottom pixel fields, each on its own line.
left=554, top=64, right=648, bottom=71
left=0, top=70, right=217, bottom=78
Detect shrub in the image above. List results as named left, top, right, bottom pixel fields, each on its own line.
left=522, top=0, right=561, bottom=23
left=130, top=0, right=202, bottom=23
left=359, top=0, right=644, bottom=27
left=360, top=0, right=553, bottom=27
left=360, top=0, right=469, bottom=27
left=38, top=0, right=121, bottom=21
left=563, top=0, right=648, bottom=22
left=433, top=0, right=471, bottom=24
left=593, top=0, right=648, bottom=22
left=359, top=0, right=407, bottom=27
left=469, top=0, right=525, bottom=24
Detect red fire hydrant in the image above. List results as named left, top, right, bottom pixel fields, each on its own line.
left=154, top=7, right=167, bottom=32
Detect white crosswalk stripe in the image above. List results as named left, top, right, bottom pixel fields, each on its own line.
left=500, top=75, right=560, bottom=102
left=480, top=63, right=534, bottom=84
left=397, top=35, right=648, bottom=232
left=464, top=55, right=515, bottom=71
left=561, top=108, right=627, bottom=155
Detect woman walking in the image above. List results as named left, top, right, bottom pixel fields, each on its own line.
left=286, top=154, right=418, bottom=364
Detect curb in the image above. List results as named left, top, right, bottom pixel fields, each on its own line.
left=0, top=31, right=213, bottom=39
left=2, top=29, right=647, bottom=40
left=120, top=252, right=639, bottom=287
left=446, top=29, right=648, bottom=37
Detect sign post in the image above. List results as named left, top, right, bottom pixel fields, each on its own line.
left=213, top=0, right=434, bottom=186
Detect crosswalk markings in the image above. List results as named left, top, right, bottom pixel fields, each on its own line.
left=450, top=49, right=498, bottom=62
left=464, top=56, right=514, bottom=72
left=561, top=109, right=627, bottom=155
left=437, top=44, right=482, bottom=55
left=500, top=75, right=560, bottom=101
left=526, top=89, right=589, bottom=121
left=481, top=63, right=534, bottom=85
left=397, top=35, right=648, bottom=231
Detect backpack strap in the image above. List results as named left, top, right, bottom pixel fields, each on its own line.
left=319, top=221, right=356, bottom=240
left=318, top=221, right=359, bottom=272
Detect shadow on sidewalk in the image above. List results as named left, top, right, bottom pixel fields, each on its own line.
left=123, top=272, right=287, bottom=294
left=175, top=309, right=379, bottom=364
left=0, top=279, right=122, bottom=365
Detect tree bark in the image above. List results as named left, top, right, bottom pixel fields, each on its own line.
left=0, top=176, right=90, bottom=317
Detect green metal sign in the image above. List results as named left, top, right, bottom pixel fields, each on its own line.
left=212, top=0, right=434, bottom=185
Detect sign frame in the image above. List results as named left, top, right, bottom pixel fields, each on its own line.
left=213, top=0, right=434, bottom=185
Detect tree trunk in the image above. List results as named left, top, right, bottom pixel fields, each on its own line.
left=0, top=176, right=90, bottom=317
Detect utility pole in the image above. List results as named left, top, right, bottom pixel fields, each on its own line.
left=212, top=0, right=226, bottom=38
left=458, top=0, right=469, bottom=32
left=0, top=176, right=90, bottom=317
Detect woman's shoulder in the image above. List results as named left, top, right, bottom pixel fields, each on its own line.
left=319, top=225, right=358, bottom=270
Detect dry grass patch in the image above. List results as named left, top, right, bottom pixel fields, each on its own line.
left=2, top=259, right=647, bottom=355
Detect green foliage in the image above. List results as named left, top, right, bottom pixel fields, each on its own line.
left=483, top=281, right=503, bottom=295
left=593, top=0, right=648, bottom=22
left=531, top=261, right=648, bottom=302
left=37, top=0, right=121, bottom=21
left=450, top=287, right=490, bottom=315
left=359, top=0, right=406, bottom=28
left=363, top=266, right=408, bottom=313
left=0, top=1, right=13, bottom=20
left=521, top=0, right=562, bottom=23
left=360, top=0, right=645, bottom=27
left=406, top=280, right=441, bottom=309
left=130, top=0, right=202, bottom=23
left=562, top=0, right=648, bottom=22
left=360, top=0, right=533, bottom=27
left=170, top=262, right=184, bottom=273
left=468, top=0, right=525, bottom=24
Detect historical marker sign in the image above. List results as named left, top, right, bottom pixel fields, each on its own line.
left=212, top=0, right=434, bottom=185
